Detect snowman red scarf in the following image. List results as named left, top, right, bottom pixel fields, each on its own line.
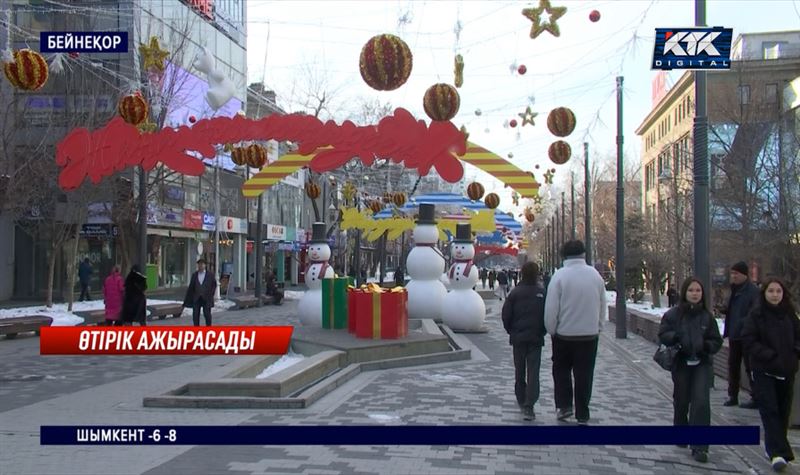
left=449, top=260, right=474, bottom=279
left=305, top=261, right=331, bottom=279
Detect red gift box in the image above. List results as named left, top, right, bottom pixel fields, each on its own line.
left=350, top=287, right=408, bottom=339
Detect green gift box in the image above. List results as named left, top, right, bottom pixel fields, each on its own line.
left=321, top=277, right=349, bottom=329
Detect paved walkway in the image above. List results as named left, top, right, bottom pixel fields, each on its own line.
left=0, top=299, right=796, bottom=474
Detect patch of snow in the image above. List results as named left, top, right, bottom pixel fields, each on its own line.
left=368, top=414, right=401, bottom=423
left=283, top=290, right=304, bottom=300
left=255, top=352, right=305, bottom=379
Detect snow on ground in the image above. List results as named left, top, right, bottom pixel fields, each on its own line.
left=255, top=351, right=305, bottom=379
left=0, top=298, right=238, bottom=326
left=606, top=290, right=726, bottom=334
left=283, top=290, right=303, bottom=300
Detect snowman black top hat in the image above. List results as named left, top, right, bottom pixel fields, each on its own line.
left=309, top=222, right=328, bottom=244
left=416, top=203, right=437, bottom=225
left=453, top=223, right=473, bottom=243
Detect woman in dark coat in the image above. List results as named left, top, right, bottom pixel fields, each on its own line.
left=502, top=262, right=546, bottom=421
left=121, top=265, right=147, bottom=326
left=741, top=277, right=800, bottom=472
left=658, top=277, right=723, bottom=464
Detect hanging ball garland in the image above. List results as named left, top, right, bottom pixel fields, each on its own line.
left=423, top=83, right=460, bottom=121
left=589, top=10, right=601, bottom=22
left=466, top=182, right=485, bottom=201
left=305, top=181, right=321, bottom=199
left=359, top=34, right=413, bottom=91
left=547, top=107, right=576, bottom=137
left=509, top=119, right=518, bottom=128
left=548, top=140, right=572, bottom=165
left=392, top=192, right=407, bottom=207
left=118, top=92, right=149, bottom=126
left=3, top=48, right=49, bottom=91
left=188, top=115, right=196, bottom=123
left=484, top=192, right=500, bottom=209
left=369, top=200, right=384, bottom=214
left=383, top=191, right=393, bottom=203
left=525, top=208, right=535, bottom=223
left=517, top=64, right=527, bottom=75
left=231, top=146, right=247, bottom=166
left=247, top=143, right=267, bottom=168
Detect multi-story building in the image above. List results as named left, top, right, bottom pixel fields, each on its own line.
left=635, top=30, right=800, bottom=284
left=0, top=0, right=248, bottom=300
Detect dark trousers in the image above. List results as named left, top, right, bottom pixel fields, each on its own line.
left=753, top=371, right=795, bottom=461
left=79, top=282, right=91, bottom=301
left=192, top=297, right=212, bottom=326
left=727, top=339, right=753, bottom=399
left=513, top=343, right=543, bottom=409
left=551, top=336, right=598, bottom=420
left=672, top=360, right=712, bottom=451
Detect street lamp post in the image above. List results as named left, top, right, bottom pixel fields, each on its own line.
left=615, top=75, right=627, bottom=339
left=584, top=142, right=593, bottom=266
left=570, top=173, right=576, bottom=240
left=693, top=0, right=711, bottom=303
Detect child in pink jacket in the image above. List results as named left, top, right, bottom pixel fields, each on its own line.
left=103, top=265, right=125, bottom=326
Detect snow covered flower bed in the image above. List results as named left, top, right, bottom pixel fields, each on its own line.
left=255, top=351, right=305, bottom=379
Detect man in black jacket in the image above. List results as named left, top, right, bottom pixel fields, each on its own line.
left=184, top=258, right=217, bottom=326
left=502, top=262, right=547, bottom=420
left=720, top=261, right=759, bottom=408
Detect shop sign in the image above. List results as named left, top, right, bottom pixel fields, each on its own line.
left=80, top=223, right=115, bottom=237
left=246, top=240, right=254, bottom=253
left=266, top=223, right=286, bottom=241
left=202, top=212, right=216, bottom=231
left=221, top=216, right=247, bottom=234
left=184, top=210, right=203, bottom=230
left=277, top=242, right=294, bottom=251
left=161, top=208, right=183, bottom=227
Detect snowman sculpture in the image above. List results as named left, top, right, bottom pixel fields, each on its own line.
left=442, top=223, right=486, bottom=331
left=298, top=222, right=335, bottom=327
left=405, top=203, right=447, bottom=321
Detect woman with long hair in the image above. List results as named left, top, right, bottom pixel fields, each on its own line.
left=658, top=277, right=723, bottom=463
left=742, top=277, right=800, bottom=472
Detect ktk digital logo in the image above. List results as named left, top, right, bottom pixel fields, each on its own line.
left=652, top=27, right=733, bottom=70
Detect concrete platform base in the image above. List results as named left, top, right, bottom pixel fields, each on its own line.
left=143, top=319, right=472, bottom=409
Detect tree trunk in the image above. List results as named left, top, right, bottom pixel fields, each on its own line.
left=650, top=278, right=662, bottom=308
left=46, top=244, right=57, bottom=308
left=66, top=225, right=81, bottom=312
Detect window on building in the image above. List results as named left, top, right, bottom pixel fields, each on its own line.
left=762, top=41, right=788, bottom=60
left=766, top=83, right=778, bottom=104
left=738, top=85, right=750, bottom=105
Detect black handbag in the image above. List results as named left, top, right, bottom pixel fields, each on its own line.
left=653, top=344, right=680, bottom=371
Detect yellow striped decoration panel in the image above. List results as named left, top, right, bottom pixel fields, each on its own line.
left=241, top=151, right=319, bottom=198
left=458, top=142, right=541, bottom=198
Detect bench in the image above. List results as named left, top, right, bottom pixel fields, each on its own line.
left=230, top=295, right=260, bottom=310
left=0, top=316, right=53, bottom=339
left=146, top=303, right=184, bottom=320
left=74, top=309, right=108, bottom=326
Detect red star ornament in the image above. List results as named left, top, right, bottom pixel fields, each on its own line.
left=522, top=0, right=567, bottom=39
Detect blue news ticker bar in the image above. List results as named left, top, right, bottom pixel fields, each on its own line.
left=40, top=425, right=760, bottom=446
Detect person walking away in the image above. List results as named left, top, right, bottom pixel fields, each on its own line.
left=512, top=269, right=519, bottom=286
left=78, top=258, right=93, bottom=301
left=184, top=258, right=217, bottom=326
left=720, top=261, right=759, bottom=408
left=102, top=265, right=124, bottom=326
left=121, top=265, right=147, bottom=326
left=544, top=240, right=606, bottom=425
left=658, top=277, right=722, bottom=464
left=502, top=262, right=547, bottom=421
left=667, top=282, right=678, bottom=307
left=741, top=278, right=800, bottom=472
left=488, top=270, right=496, bottom=290
left=497, top=270, right=509, bottom=300
left=480, top=268, right=488, bottom=289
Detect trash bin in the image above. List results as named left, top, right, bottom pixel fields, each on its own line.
left=145, top=264, right=158, bottom=290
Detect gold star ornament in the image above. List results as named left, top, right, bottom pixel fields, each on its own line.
left=139, top=37, right=169, bottom=72
left=522, top=0, right=567, bottom=39
left=519, top=106, right=538, bottom=126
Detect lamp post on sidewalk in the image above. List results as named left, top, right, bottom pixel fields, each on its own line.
left=615, top=75, right=627, bottom=339
left=693, top=0, right=711, bottom=304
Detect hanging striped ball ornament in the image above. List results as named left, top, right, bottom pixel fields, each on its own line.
left=231, top=147, right=247, bottom=166
left=369, top=200, right=384, bottom=214
left=3, top=48, right=49, bottom=91
left=392, top=192, right=407, bottom=207
left=466, top=182, right=485, bottom=201
left=484, top=192, right=500, bottom=209
left=247, top=144, right=267, bottom=168
left=359, top=34, right=413, bottom=91
left=525, top=209, right=535, bottom=223
left=423, top=83, right=460, bottom=122
left=547, top=107, right=576, bottom=137
left=548, top=140, right=572, bottom=165
left=118, top=92, right=149, bottom=125
left=305, top=181, right=321, bottom=199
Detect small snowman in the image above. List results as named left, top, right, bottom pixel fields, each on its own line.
left=298, top=222, right=335, bottom=327
left=441, top=223, right=486, bottom=331
left=405, top=203, right=447, bottom=321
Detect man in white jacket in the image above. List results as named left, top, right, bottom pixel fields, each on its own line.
left=544, top=240, right=607, bottom=424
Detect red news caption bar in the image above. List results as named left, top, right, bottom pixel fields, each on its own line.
left=39, top=326, right=293, bottom=355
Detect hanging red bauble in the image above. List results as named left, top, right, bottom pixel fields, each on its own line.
left=466, top=182, right=485, bottom=201
left=589, top=10, right=601, bottom=22
left=3, top=48, right=49, bottom=91
left=118, top=92, right=149, bottom=125
left=188, top=115, right=196, bottom=123
left=359, top=34, right=413, bottom=91
left=547, top=107, right=577, bottom=137
left=305, top=181, right=321, bottom=199
left=517, top=64, right=527, bottom=75
left=423, top=83, right=460, bottom=121
left=484, top=192, right=500, bottom=209
left=509, top=119, right=518, bottom=128
left=548, top=140, right=572, bottom=165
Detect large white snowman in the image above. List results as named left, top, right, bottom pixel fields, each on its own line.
left=298, top=222, right=335, bottom=327
left=405, top=203, right=447, bottom=321
left=442, top=223, right=486, bottom=331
